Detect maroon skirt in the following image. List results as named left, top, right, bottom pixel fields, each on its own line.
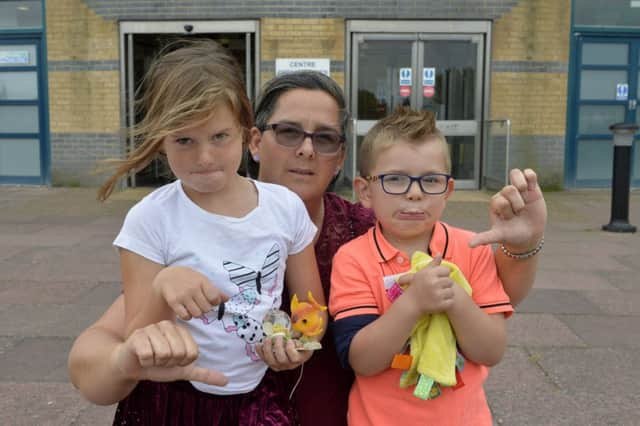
left=113, top=370, right=297, bottom=426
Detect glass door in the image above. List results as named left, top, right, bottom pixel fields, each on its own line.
left=418, top=35, right=483, bottom=182
left=346, top=32, right=484, bottom=193
left=567, top=36, right=639, bottom=187
left=120, top=21, right=258, bottom=187
left=0, top=38, right=47, bottom=184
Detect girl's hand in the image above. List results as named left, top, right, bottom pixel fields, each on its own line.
left=113, top=320, right=228, bottom=386
left=398, top=255, right=455, bottom=315
left=153, top=266, right=228, bottom=320
left=256, top=335, right=313, bottom=372
left=470, top=168, right=547, bottom=251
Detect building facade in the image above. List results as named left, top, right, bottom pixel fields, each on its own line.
left=0, top=0, right=638, bottom=191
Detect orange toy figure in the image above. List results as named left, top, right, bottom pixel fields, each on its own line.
left=290, top=291, right=326, bottom=349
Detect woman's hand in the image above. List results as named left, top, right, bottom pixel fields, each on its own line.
left=153, top=266, right=228, bottom=321
left=470, top=168, right=547, bottom=251
left=256, top=335, right=313, bottom=372
left=113, top=320, right=228, bottom=386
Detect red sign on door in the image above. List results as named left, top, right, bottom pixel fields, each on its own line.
left=423, top=86, right=435, bottom=98
left=400, top=85, right=411, bottom=97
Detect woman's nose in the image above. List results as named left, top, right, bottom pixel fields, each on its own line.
left=296, top=135, right=316, bottom=158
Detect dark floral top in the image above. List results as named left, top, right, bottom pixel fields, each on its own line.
left=281, top=192, right=375, bottom=426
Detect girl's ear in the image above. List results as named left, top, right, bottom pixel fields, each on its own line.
left=248, top=127, right=262, bottom=158
left=353, top=176, right=372, bottom=208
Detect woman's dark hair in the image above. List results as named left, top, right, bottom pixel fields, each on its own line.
left=246, top=71, right=349, bottom=178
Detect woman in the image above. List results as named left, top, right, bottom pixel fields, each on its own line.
left=68, top=71, right=547, bottom=425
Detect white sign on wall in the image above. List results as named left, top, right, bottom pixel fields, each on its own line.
left=423, top=67, right=436, bottom=86
left=275, top=58, right=330, bottom=76
left=399, top=68, right=412, bottom=86
left=0, top=51, right=30, bottom=65
left=616, top=83, right=629, bottom=101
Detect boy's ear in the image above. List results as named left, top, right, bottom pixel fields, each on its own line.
left=248, top=127, right=262, bottom=158
left=443, top=176, right=455, bottom=200
left=354, top=176, right=373, bottom=208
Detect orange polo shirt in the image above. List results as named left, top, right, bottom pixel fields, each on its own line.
left=329, top=221, right=513, bottom=426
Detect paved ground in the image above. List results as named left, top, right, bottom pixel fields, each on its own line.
left=0, top=185, right=639, bottom=425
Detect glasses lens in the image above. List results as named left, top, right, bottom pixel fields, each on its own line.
left=382, top=174, right=410, bottom=194
left=312, top=131, right=343, bottom=154
left=420, top=174, right=448, bottom=194
left=273, top=124, right=304, bottom=147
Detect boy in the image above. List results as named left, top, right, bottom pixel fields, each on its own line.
left=329, top=106, right=512, bottom=426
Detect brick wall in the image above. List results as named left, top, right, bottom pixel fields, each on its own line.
left=46, top=0, right=121, bottom=186
left=260, top=18, right=345, bottom=88
left=45, top=0, right=571, bottom=187
left=491, top=0, right=571, bottom=187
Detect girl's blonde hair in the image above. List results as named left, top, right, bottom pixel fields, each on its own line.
left=358, top=106, right=451, bottom=176
left=98, top=39, right=253, bottom=201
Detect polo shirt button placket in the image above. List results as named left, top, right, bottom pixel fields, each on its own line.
left=396, top=256, right=404, bottom=264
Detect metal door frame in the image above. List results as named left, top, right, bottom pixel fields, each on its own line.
left=346, top=20, right=491, bottom=189
left=565, top=33, right=640, bottom=188
left=0, top=35, right=50, bottom=185
left=118, top=21, right=260, bottom=186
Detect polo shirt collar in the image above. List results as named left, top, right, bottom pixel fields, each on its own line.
left=368, top=220, right=450, bottom=264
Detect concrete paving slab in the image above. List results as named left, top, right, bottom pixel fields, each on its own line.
left=0, top=382, right=87, bottom=426
left=507, top=313, right=586, bottom=347
left=537, top=253, right=634, bottom=273
left=542, top=239, right=633, bottom=257
left=533, top=347, right=639, bottom=425
left=486, top=348, right=593, bottom=425
left=516, top=289, right=603, bottom=315
left=0, top=244, right=32, bottom=262
left=534, top=269, right=617, bottom=291
left=0, top=337, right=72, bottom=382
left=0, top=304, right=110, bottom=338
left=558, top=315, right=640, bottom=348
left=0, top=256, right=121, bottom=282
left=0, top=280, right=102, bottom=305
left=596, top=270, right=640, bottom=291
left=0, top=336, right=20, bottom=355
left=485, top=347, right=558, bottom=393
left=1, top=186, right=639, bottom=424
left=582, top=290, right=640, bottom=316
left=5, top=242, right=119, bottom=268
left=72, top=403, right=115, bottom=426
left=489, top=383, right=587, bottom=425
left=534, top=347, right=639, bottom=394
left=74, top=282, right=121, bottom=306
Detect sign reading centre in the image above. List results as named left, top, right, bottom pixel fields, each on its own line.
left=275, top=58, right=330, bottom=76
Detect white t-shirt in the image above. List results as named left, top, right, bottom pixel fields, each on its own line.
left=113, top=179, right=317, bottom=395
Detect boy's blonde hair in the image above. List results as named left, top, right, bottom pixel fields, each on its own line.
left=358, top=106, right=451, bottom=176
left=98, top=39, right=253, bottom=201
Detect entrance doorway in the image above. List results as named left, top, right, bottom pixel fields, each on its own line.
left=344, top=21, right=490, bottom=193
left=566, top=35, right=640, bottom=188
left=0, top=37, right=48, bottom=184
left=119, top=21, right=259, bottom=187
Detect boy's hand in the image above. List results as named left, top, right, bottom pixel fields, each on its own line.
left=113, top=320, right=228, bottom=386
left=256, top=335, right=313, bottom=372
left=470, top=168, right=547, bottom=251
left=153, top=266, right=228, bottom=321
left=398, top=254, right=455, bottom=315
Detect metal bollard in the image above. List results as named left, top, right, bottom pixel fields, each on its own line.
left=602, top=122, right=638, bottom=233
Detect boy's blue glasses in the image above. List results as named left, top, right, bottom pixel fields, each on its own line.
left=364, top=173, right=451, bottom=195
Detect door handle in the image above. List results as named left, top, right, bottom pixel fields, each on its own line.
left=630, top=99, right=637, bottom=110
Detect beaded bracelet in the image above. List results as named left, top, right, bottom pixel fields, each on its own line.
left=500, top=237, right=544, bottom=260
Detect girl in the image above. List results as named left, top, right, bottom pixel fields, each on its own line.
left=101, top=40, right=325, bottom=425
